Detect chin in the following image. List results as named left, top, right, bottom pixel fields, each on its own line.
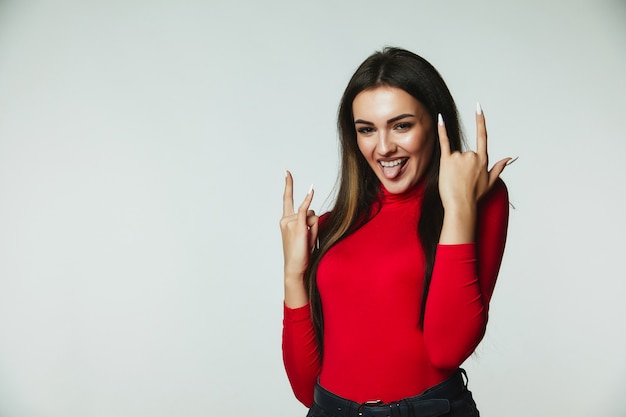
left=381, top=179, right=415, bottom=194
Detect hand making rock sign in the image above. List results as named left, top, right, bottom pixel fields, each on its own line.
left=280, top=171, right=318, bottom=308
left=437, top=104, right=514, bottom=244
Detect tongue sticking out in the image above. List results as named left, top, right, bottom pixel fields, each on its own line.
left=381, top=160, right=405, bottom=179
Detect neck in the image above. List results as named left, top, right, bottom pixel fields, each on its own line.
left=380, top=179, right=426, bottom=204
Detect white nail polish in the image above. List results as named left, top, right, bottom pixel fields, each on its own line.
left=476, top=102, right=483, bottom=115
left=438, top=113, right=444, bottom=126
left=506, top=156, right=519, bottom=166
left=308, top=184, right=314, bottom=195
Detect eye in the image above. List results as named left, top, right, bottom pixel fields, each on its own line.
left=394, top=122, right=412, bottom=131
left=356, top=126, right=375, bottom=134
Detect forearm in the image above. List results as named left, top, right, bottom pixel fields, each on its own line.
left=439, top=201, right=476, bottom=245
left=425, top=181, right=509, bottom=368
left=284, top=273, right=309, bottom=309
left=282, top=303, right=320, bottom=407
left=423, top=244, right=486, bottom=369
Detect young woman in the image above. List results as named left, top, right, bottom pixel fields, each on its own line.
left=280, top=47, right=512, bottom=417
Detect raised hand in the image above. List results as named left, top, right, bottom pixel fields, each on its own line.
left=437, top=104, right=511, bottom=210
left=280, top=171, right=319, bottom=307
left=437, top=104, right=512, bottom=244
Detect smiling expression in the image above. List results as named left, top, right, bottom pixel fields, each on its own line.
left=353, top=86, right=435, bottom=194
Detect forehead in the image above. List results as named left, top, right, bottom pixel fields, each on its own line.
left=352, top=86, right=426, bottom=120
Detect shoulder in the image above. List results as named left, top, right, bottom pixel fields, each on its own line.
left=318, top=212, right=332, bottom=228
left=477, top=178, right=509, bottom=227
left=480, top=178, right=508, bottom=208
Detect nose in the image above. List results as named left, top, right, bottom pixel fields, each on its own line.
left=377, top=130, right=396, bottom=156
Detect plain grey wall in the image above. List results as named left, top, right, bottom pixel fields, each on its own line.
left=1, top=0, right=625, bottom=416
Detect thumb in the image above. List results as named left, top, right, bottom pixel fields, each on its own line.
left=308, top=216, right=319, bottom=251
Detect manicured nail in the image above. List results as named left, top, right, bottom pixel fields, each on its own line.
left=438, top=113, right=444, bottom=126
left=308, top=184, right=314, bottom=195
left=476, top=102, right=483, bottom=115
left=506, top=156, right=519, bottom=166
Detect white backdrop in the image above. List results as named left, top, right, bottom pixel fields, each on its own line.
left=1, top=1, right=625, bottom=416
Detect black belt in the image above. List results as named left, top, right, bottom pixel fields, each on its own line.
left=313, top=369, right=468, bottom=417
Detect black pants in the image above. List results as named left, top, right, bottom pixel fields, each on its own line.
left=306, top=369, right=479, bottom=417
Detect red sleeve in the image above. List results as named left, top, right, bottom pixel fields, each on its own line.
left=423, top=179, right=509, bottom=369
left=282, top=303, right=320, bottom=407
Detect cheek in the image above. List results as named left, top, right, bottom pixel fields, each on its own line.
left=356, top=138, right=372, bottom=161
left=403, top=132, right=433, bottom=155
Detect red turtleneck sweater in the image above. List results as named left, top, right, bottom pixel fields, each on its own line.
left=282, top=180, right=509, bottom=407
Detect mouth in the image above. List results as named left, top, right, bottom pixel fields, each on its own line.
left=378, top=158, right=408, bottom=179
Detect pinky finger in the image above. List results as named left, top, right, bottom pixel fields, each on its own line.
left=297, top=185, right=315, bottom=214
left=308, top=220, right=319, bottom=251
left=488, top=157, right=511, bottom=187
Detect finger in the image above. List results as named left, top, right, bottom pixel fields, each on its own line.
left=296, top=185, right=314, bottom=219
left=437, top=113, right=451, bottom=157
left=307, top=215, right=319, bottom=250
left=475, top=103, right=488, bottom=158
left=282, top=170, right=295, bottom=216
left=305, top=212, right=317, bottom=227
left=487, top=157, right=511, bottom=188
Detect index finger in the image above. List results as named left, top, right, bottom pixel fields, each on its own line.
left=437, top=113, right=451, bottom=157
left=282, top=170, right=295, bottom=216
left=475, top=102, right=488, bottom=158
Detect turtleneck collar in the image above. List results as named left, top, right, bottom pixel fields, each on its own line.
left=380, top=178, right=426, bottom=205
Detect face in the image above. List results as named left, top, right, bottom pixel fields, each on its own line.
left=353, top=86, right=434, bottom=194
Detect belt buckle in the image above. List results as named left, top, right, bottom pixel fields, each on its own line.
left=357, top=400, right=383, bottom=416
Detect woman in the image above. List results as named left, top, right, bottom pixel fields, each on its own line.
left=280, top=47, right=512, bottom=417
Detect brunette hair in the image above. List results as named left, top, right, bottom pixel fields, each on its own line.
left=305, top=47, right=464, bottom=358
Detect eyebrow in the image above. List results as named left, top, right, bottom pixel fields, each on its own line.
left=354, top=113, right=415, bottom=125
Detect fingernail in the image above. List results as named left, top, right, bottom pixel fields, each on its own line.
left=506, top=156, right=519, bottom=166
left=438, top=113, right=444, bottom=126
left=476, top=102, right=483, bottom=115
left=308, top=184, right=314, bottom=195
left=284, top=169, right=288, bottom=178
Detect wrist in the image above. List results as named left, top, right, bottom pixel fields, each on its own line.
left=284, top=269, right=306, bottom=282
left=284, top=275, right=308, bottom=308
left=440, top=205, right=476, bottom=244
left=443, top=201, right=476, bottom=221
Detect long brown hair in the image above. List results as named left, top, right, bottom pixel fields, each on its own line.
left=306, top=47, right=464, bottom=359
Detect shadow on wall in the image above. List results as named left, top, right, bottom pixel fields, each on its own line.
left=614, top=0, right=626, bottom=16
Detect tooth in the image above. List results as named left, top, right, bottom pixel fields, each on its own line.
left=381, top=159, right=403, bottom=167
